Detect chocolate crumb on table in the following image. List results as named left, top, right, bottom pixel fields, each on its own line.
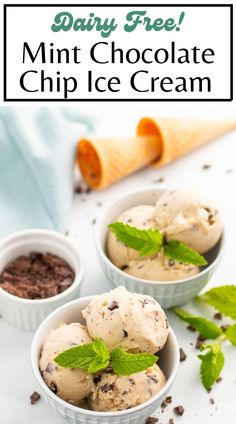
left=153, top=177, right=165, bottom=183
left=145, top=417, right=159, bottom=424
left=187, top=325, right=196, bottom=332
left=173, top=405, right=185, bottom=416
left=202, top=164, right=212, bottom=170
left=30, top=391, right=40, bottom=405
left=214, top=312, right=222, bottom=320
left=179, top=348, right=187, bottom=362
left=216, top=376, right=222, bottom=383
left=0, top=252, right=75, bottom=300
left=169, top=419, right=175, bottom=424
left=209, top=398, right=215, bottom=405
left=195, top=334, right=206, bottom=350
left=161, top=396, right=172, bottom=408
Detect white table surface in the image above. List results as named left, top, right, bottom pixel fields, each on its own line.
left=1, top=105, right=236, bottom=424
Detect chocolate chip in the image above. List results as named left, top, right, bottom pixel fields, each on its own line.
left=93, top=375, right=101, bottom=384
left=45, top=363, right=54, bottom=373
left=148, top=376, right=158, bottom=384
left=173, top=405, right=185, bottom=416
left=187, top=325, right=196, bottom=332
left=180, top=348, right=187, bottom=362
left=108, top=301, right=119, bottom=311
left=49, top=383, right=57, bottom=394
left=146, top=417, right=159, bottom=424
left=30, top=391, right=40, bottom=405
left=101, top=383, right=114, bottom=393
left=120, top=265, right=128, bottom=271
left=214, top=312, right=222, bottom=320
left=129, top=378, right=135, bottom=385
left=168, top=259, right=175, bottom=266
left=139, top=298, right=149, bottom=308
left=123, top=330, right=128, bottom=338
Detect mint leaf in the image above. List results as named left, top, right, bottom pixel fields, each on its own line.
left=54, top=343, right=96, bottom=369
left=110, top=348, right=157, bottom=376
left=198, top=286, right=236, bottom=320
left=164, top=240, right=207, bottom=266
left=108, top=222, right=163, bottom=256
left=54, top=338, right=110, bottom=374
left=198, top=343, right=224, bottom=390
left=174, top=309, right=222, bottom=339
left=225, top=324, right=236, bottom=346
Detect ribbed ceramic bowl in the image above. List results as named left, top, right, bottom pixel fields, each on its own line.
left=95, top=188, right=224, bottom=309
left=31, top=296, right=179, bottom=424
left=0, top=230, right=84, bottom=331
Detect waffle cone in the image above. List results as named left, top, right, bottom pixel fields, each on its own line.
left=77, top=136, right=161, bottom=189
left=137, top=117, right=236, bottom=167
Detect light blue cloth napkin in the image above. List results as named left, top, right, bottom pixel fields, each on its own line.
left=0, top=107, right=93, bottom=238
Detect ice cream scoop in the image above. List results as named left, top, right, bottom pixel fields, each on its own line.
left=90, top=364, right=166, bottom=412
left=107, top=205, right=156, bottom=268
left=39, top=323, right=93, bottom=404
left=155, top=189, right=223, bottom=254
left=82, top=286, right=169, bottom=354
left=125, top=250, right=199, bottom=281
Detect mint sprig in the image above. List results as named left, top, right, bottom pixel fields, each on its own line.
left=163, top=240, right=207, bottom=266
left=108, top=222, right=207, bottom=266
left=54, top=338, right=157, bottom=375
left=108, top=222, right=163, bottom=256
left=198, top=343, right=225, bottom=390
left=174, top=309, right=222, bottom=339
left=198, top=286, right=236, bottom=320
left=175, top=285, right=236, bottom=391
left=54, top=338, right=110, bottom=373
left=111, top=348, right=157, bottom=376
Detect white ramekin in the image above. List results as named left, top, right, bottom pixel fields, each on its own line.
left=31, top=296, right=179, bottom=424
left=94, top=187, right=224, bottom=309
left=0, top=229, right=84, bottom=331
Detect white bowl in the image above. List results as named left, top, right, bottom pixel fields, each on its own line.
left=31, top=296, right=179, bottom=424
left=0, top=229, right=84, bottom=331
left=94, top=188, right=223, bottom=309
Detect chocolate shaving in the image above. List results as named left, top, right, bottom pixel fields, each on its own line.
left=214, top=312, right=222, bottom=320
left=146, top=418, right=159, bottom=424
left=30, top=391, right=40, bottom=405
left=180, top=348, right=187, bottom=362
left=161, top=396, right=172, bottom=408
left=0, top=252, right=75, bottom=300
left=173, top=405, right=185, bottom=416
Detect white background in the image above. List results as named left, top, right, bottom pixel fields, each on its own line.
left=4, top=3, right=231, bottom=100
left=0, top=0, right=236, bottom=423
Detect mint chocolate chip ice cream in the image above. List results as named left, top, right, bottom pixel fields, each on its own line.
left=90, top=364, right=166, bottom=412
left=82, top=286, right=169, bottom=354
left=39, top=323, right=93, bottom=404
